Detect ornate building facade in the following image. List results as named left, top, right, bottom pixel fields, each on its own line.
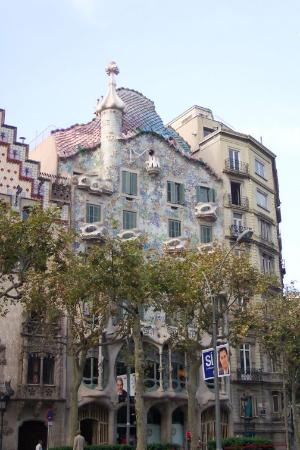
left=0, top=62, right=286, bottom=449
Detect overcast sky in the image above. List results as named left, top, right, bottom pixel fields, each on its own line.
left=1, top=0, right=299, bottom=286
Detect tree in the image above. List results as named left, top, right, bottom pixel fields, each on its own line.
left=249, top=285, right=300, bottom=449
left=152, top=246, right=274, bottom=450
left=88, top=237, right=160, bottom=450
left=0, top=202, right=70, bottom=313
left=22, top=236, right=160, bottom=448
left=22, top=245, right=113, bottom=444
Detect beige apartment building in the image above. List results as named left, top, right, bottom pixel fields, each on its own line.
left=169, top=106, right=287, bottom=441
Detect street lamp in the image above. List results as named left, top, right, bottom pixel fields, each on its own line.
left=206, top=229, right=253, bottom=450
left=0, top=381, right=14, bottom=450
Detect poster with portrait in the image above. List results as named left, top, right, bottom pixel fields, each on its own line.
left=116, top=373, right=136, bottom=402
left=217, top=343, right=230, bottom=377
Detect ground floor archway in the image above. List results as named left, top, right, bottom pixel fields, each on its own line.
left=171, top=407, right=185, bottom=446
left=18, top=420, right=47, bottom=450
left=147, top=406, right=161, bottom=444
left=79, top=403, right=108, bottom=445
left=116, top=404, right=136, bottom=445
left=201, top=407, right=229, bottom=450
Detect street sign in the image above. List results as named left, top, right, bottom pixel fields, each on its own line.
left=47, top=409, right=54, bottom=422
left=202, top=347, right=214, bottom=380
left=202, top=344, right=231, bottom=380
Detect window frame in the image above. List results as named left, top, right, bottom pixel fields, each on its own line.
left=167, top=181, right=185, bottom=205
left=261, top=252, right=274, bottom=274
left=168, top=219, right=181, bottom=238
left=86, top=203, right=101, bottom=223
left=256, top=190, right=268, bottom=210
left=200, top=225, right=212, bottom=243
left=123, top=210, right=137, bottom=230
left=240, top=343, right=251, bottom=375
left=196, top=186, right=216, bottom=203
left=240, top=395, right=257, bottom=418
left=255, top=159, right=265, bottom=178
left=260, top=219, right=272, bottom=242
left=121, top=170, right=138, bottom=197
left=229, top=148, right=240, bottom=171
left=27, top=353, right=55, bottom=386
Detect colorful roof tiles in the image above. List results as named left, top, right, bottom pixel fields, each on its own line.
left=52, top=88, right=191, bottom=158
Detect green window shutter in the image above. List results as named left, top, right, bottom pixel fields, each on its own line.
left=86, top=204, right=101, bottom=223
left=178, top=183, right=185, bottom=205
left=196, top=186, right=201, bottom=202
left=208, top=188, right=216, bottom=202
left=167, top=181, right=172, bottom=202
left=169, top=220, right=181, bottom=237
left=167, top=181, right=176, bottom=203
left=122, top=171, right=131, bottom=195
left=130, top=172, right=137, bottom=196
left=123, top=211, right=137, bottom=229
left=201, top=225, right=212, bottom=243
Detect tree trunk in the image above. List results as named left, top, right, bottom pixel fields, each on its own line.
left=68, top=353, right=86, bottom=445
left=187, top=354, right=200, bottom=450
left=132, top=317, right=146, bottom=450
left=291, top=379, right=300, bottom=450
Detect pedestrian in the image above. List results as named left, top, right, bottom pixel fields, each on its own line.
left=35, top=440, right=43, bottom=450
left=73, top=429, right=85, bottom=450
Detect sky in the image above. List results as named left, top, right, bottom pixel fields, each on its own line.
left=1, top=0, right=299, bottom=285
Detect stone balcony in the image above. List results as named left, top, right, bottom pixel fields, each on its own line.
left=80, top=223, right=108, bottom=241
left=194, top=202, right=217, bottom=222
left=17, top=384, right=60, bottom=400
left=224, top=158, right=249, bottom=176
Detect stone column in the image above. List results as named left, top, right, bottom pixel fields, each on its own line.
left=108, top=406, right=116, bottom=444
left=161, top=403, right=172, bottom=443
left=159, top=347, right=163, bottom=391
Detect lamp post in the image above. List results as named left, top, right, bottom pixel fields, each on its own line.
left=0, top=381, right=14, bottom=450
left=205, top=229, right=253, bottom=450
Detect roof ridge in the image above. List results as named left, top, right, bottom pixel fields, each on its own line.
left=52, top=117, right=99, bottom=135
left=117, top=87, right=155, bottom=107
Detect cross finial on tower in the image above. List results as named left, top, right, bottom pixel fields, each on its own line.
left=105, top=61, right=120, bottom=77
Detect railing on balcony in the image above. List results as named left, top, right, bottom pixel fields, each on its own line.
left=228, top=194, right=249, bottom=209
left=225, top=158, right=249, bottom=175
left=236, top=369, right=263, bottom=383
left=230, top=225, right=252, bottom=239
left=17, top=384, right=60, bottom=400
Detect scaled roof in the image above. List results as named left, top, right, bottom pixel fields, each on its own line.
left=52, top=88, right=191, bottom=158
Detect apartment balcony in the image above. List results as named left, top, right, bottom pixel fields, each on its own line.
left=164, top=237, right=189, bottom=253
left=227, top=194, right=249, bottom=210
left=194, top=202, right=217, bottom=222
left=51, top=182, right=71, bottom=203
left=236, top=369, right=263, bottom=383
left=80, top=223, right=108, bottom=241
left=230, top=225, right=252, bottom=240
left=17, top=384, right=60, bottom=400
left=224, top=159, right=249, bottom=176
